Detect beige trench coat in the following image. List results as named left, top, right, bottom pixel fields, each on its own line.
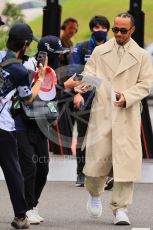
left=83, top=38, right=153, bottom=182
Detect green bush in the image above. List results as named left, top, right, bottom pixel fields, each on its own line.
left=2, top=3, right=25, bottom=27
left=0, top=3, right=25, bottom=51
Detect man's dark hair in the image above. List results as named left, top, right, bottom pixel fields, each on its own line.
left=6, top=38, right=32, bottom=52
left=89, top=15, right=110, bottom=31
left=116, top=12, right=135, bottom=26
left=61, top=17, right=78, bottom=30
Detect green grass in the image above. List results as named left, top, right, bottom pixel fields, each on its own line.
left=1, top=0, right=153, bottom=54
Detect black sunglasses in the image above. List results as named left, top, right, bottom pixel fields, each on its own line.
left=112, top=27, right=132, bottom=34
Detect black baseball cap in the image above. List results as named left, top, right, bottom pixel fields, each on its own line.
left=9, top=22, right=38, bottom=41
left=0, top=16, right=5, bottom=26
left=37, top=35, right=70, bottom=54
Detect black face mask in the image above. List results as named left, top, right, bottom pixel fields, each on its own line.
left=92, top=31, right=107, bottom=43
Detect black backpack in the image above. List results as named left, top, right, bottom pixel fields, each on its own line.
left=0, top=58, right=22, bottom=114
left=0, top=58, right=22, bottom=96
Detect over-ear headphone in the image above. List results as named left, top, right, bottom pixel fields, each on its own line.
left=61, top=17, right=78, bottom=33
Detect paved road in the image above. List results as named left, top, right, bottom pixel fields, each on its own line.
left=0, top=181, right=152, bottom=230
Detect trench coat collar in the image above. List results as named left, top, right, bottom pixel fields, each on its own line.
left=99, top=38, right=142, bottom=76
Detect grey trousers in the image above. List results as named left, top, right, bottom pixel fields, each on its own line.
left=85, top=176, right=134, bottom=213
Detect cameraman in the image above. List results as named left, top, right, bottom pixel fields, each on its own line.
left=0, top=22, right=46, bottom=229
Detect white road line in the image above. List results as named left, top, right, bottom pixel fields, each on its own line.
left=131, top=228, right=150, bottom=230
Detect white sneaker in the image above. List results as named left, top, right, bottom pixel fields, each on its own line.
left=33, top=207, right=44, bottom=222
left=86, top=195, right=102, bottom=218
left=113, top=209, right=130, bottom=225
left=26, top=209, right=40, bottom=225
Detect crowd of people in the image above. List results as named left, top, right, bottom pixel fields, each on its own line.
left=0, top=11, right=153, bottom=229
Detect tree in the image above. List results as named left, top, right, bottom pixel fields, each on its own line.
left=0, top=3, right=25, bottom=50
left=2, top=3, right=25, bottom=27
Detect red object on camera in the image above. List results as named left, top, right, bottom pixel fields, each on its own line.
left=34, top=66, right=57, bottom=101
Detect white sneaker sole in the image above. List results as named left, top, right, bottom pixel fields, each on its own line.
left=75, top=183, right=84, bottom=187
left=37, top=217, right=44, bottom=222
left=114, top=217, right=130, bottom=225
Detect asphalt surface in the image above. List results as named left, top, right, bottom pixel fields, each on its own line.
left=0, top=181, right=152, bottom=230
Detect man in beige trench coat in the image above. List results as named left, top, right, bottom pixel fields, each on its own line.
left=78, top=12, right=153, bottom=225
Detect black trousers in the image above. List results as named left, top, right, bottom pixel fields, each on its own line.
left=16, top=127, right=49, bottom=209
left=76, top=109, right=90, bottom=175
left=0, top=129, right=28, bottom=217
left=49, top=98, right=75, bottom=155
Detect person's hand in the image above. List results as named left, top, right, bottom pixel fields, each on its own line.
left=74, top=84, right=93, bottom=93
left=64, top=74, right=83, bottom=89
left=113, top=91, right=126, bottom=108
left=73, top=93, right=84, bottom=109
left=37, top=63, right=47, bottom=82
left=37, top=56, right=48, bottom=82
